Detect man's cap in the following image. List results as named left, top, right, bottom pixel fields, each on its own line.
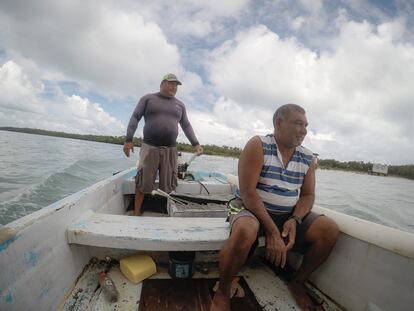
left=162, top=73, right=182, bottom=85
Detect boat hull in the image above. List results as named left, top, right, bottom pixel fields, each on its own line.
left=1, top=168, right=413, bottom=311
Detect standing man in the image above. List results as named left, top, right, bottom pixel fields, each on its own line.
left=211, top=104, right=339, bottom=311
left=123, top=73, right=203, bottom=216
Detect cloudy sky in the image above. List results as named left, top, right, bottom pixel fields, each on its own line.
left=1, top=0, right=413, bottom=165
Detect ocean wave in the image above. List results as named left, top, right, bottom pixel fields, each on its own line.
left=0, top=158, right=125, bottom=225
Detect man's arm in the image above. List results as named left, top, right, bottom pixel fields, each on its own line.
left=239, top=136, right=288, bottom=267
left=179, top=105, right=203, bottom=155
left=282, top=159, right=316, bottom=250
left=292, top=160, right=316, bottom=218
left=123, top=97, right=146, bottom=157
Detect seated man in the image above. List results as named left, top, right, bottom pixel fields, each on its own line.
left=211, top=104, right=339, bottom=311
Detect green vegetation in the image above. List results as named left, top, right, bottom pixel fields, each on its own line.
left=0, top=127, right=241, bottom=158
left=318, top=159, right=371, bottom=172
left=2, top=127, right=413, bottom=179
left=388, top=165, right=414, bottom=181
left=318, top=159, right=414, bottom=180
left=177, top=142, right=241, bottom=157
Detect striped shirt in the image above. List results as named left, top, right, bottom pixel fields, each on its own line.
left=258, top=134, right=313, bottom=213
left=230, top=134, right=313, bottom=216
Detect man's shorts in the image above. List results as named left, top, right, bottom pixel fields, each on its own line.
left=135, top=143, right=178, bottom=194
left=227, top=198, right=321, bottom=254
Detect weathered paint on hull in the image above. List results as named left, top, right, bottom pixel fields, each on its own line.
left=0, top=168, right=136, bottom=311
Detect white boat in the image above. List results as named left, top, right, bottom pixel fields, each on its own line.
left=1, top=167, right=413, bottom=311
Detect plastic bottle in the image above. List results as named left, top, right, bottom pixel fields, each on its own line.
left=99, top=272, right=119, bottom=303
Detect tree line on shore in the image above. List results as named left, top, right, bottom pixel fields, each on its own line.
left=1, top=126, right=413, bottom=180
left=0, top=127, right=241, bottom=157
left=317, top=159, right=414, bottom=180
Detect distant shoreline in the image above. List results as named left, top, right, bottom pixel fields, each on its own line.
left=0, top=127, right=241, bottom=158
left=1, top=127, right=413, bottom=180
left=316, top=166, right=410, bottom=180
left=316, top=159, right=414, bottom=180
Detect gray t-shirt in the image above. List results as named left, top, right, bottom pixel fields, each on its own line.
left=125, top=92, right=199, bottom=147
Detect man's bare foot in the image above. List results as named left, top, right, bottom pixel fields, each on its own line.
left=211, top=291, right=230, bottom=311
left=133, top=210, right=142, bottom=216
left=288, top=280, right=315, bottom=311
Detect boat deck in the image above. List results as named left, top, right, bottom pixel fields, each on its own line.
left=64, top=188, right=345, bottom=310
left=59, top=257, right=344, bottom=311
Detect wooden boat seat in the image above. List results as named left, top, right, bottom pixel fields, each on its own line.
left=67, top=212, right=230, bottom=251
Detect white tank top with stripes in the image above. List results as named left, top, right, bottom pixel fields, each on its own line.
left=257, top=134, right=313, bottom=214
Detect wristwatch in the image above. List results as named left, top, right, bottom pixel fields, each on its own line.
left=288, top=215, right=302, bottom=225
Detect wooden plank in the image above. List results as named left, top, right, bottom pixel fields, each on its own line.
left=138, top=278, right=262, bottom=311
left=67, top=213, right=230, bottom=251
left=138, top=279, right=211, bottom=311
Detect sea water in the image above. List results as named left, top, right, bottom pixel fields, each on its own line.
left=1, top=130, right=413, bottom=234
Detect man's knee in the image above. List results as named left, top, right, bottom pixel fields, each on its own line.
left=306, top=216, right=339, bottom=244
left=228, top=217, right=259, bottom=252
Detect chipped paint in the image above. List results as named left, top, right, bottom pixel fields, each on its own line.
left=4, top=291, right=13, bottom=303
left=0, top=236, right=18, bottom=252
left=24, top=249, right=41, bottom=268
left=39, top=286, right=50, bottom=299
left=0, top=226, right=18, bottom=252
left=72, top=219, right=89, bottom=230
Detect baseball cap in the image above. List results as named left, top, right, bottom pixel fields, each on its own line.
left=162, top=73, right=182, bottom=85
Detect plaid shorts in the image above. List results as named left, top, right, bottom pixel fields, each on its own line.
left=135, top=143, right=177, bottom=194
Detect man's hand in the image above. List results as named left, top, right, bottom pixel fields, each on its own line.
left=123, top=142, right=134, bottom=157
left=265, top=231, right=288, bottom=268
left=282, top=219, right=297, bottom=251
left=194, top=144, right=203, bottom=155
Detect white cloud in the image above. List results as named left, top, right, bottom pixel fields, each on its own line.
left=1, top=0, right=414, bottom=165
left=171, top=20, right=213, bottom=38
left=300, top=0, right=323, bottom=14
left=129, top=0, right=249, bottom=33
left=0, top=60, right=125, bottom=135
left=206, top=19, right=414, bottom=164
left=193, top=0, right=250, bottom=16
left=177, top=111, right=249, bottom=149
left=177, top=96, right=272, bottom=148
left=52, top=95, right=126, bottom=135
left=377, top=19, right=406, bottom=41
left=0, top=0, right=252, bottom=98
left=0, top=61, right=45, bottom=113
left=291, top=16, right=306, bottom=30
left=123, top=0, right=249, bottom=19
left=208, top=25, right=317, bottom=109
left=0, top=1, right=200, bottom=98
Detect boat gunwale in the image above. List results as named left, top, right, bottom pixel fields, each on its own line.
left=3, top=168, right=414, bottom=259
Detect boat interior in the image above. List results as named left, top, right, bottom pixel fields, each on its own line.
left=2, top=168, right=413, bottom=311
left=60, top=170, right=343, bottom=311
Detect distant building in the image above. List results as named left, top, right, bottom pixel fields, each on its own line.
left=369, top=163, right=388, bottom=176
